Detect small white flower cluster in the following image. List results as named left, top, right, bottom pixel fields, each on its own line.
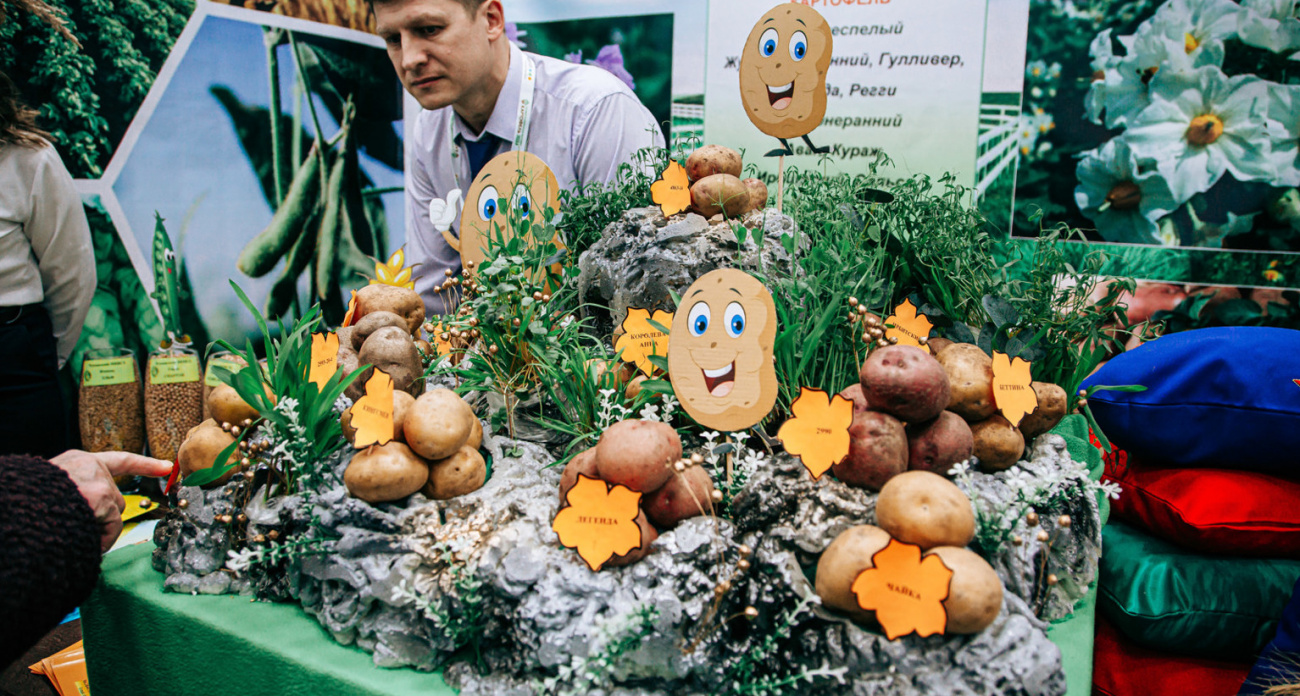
left=1077, top=0, right=1299, bottom=244
left=597, top=388, right=679, bottom=431
left=225, top=546, right=264, bottom=577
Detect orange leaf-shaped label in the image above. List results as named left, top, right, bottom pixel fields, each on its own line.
left=991, top=351, right=1038, bottom=427
left=776, top=387, right=853, bottom=479
left=651, top=160, right=691, bottom=218
left=614, top=307, right=673, bottom=377
left=371, top=248, right=416, bottom=290
left=342, top=290, right=359, bottom=328
left=851, top=539, right=953, bottom=640
left=552, top=474, right=644, bottom=571
left=352, top=370, right=395, bottom=449
left=309, top=332, right=340, bottom=390
left=884, top=299, right=934, bottom=353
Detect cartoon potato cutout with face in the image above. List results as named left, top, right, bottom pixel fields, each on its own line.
left=451, top=150, right=564, bottom=272
left=669, top=269, right=779, bottom=432
left=740, top=4, right=834, bottom=157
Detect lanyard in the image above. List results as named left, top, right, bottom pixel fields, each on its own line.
left=448, top=53, right=536, bottom=191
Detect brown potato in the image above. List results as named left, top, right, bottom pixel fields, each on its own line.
left=1018, top=382, right=1068, bottom=440
left=404, top=388, right=475, bottom=460
left=423, top=446, right=487, bottom=500
left=927, top=337, right=954, bottom=355
left=643, top=464, right=715, bottom=529
left=586, top=358, right=634, bottom=387
left=605, top=509, right=658, bottom=568
left=925, top=546, right=1003, bottom=634
left=594, top=420, right=682, bottom=493
left=906, top=411, right=974, bottom=475
left=831, top=411, right=908, bottom=491
left=691, top=173, right=750, bottom=218
left=741, top=177, right=769, bottom=213
left=358, top=326, right=423, bottom=396
left=178, top=421, right=239, bottom=486
left=465, top=416, right=483, bottom=450
left=970, top=415, right=1024, bottom=471
left=814, top=524, right=893, bottom=622
left=625, top=374, right=647, bottom=400
left=685, top=144, right=743, bottom=181
left=875, top=470, right=975, bottom=549
left=839, top=383, right=870, bottom=416
left=937, top=344, right=997, bottom=422
left=344, top=441, right=429, bottom=503
left=860, top=345, right=950, bottom=423
left=355, top=284, right=425, bottom=335
left=559, top=447, right=600, bottom=503
left=352, top=311, right=409, bottom=350
left=207, top=383, right=260, bottom=428
left=341, top=390, right=415, bottom=445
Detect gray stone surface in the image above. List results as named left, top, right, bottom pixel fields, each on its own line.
left=576, top=206, right=798, bottom=335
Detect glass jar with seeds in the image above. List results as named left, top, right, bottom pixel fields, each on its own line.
left=145, top=344, right=203, bottom=461
left=79, top=348, right=145, bottom=454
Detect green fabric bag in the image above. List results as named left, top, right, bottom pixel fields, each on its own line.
left=1099, top=521, right=1300, bottom=660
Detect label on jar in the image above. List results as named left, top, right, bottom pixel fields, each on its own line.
left=150, top=355, right=200, bottom=384
left=205, top=358, right=245, bottom=387
left=83, top=356, right=136, bottom=386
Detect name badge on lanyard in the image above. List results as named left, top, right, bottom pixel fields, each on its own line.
left=448, top=54, right=536, bottom=191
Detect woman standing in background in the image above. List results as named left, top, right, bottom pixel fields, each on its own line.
left=0, top=68, right=95, bottom=457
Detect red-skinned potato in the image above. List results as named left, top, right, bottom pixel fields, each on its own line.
left=839, top=383, right=870, bottom=416
left=860, top=345, right=950, bottom=423
left=831, top=411, right=908, bottom=491
left=875, top=470, right=975, bottom=549
left=685, top=144, right=743, bottom=181
left=559, top=447, right=600, bottom=503
left=643, top=464, right=715, bottom=529
left=605, top=510, right=658, bottom=567
left=595, top=420, right=682, bottom=493
left=906, top=411, right=974, bottom=475
left=815, top=524, right=892, bottom=623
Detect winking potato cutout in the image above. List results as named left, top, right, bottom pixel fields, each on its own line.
left=740, top=3, right=834, bottom=157
left=668, top=269, right=778, bottom=432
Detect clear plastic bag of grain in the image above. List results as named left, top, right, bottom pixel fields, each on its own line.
left=202, top=350, right=248, bottom=420
left=145, top=345, right=203, bottom=461
left=78, top=348, right=144, bottom=453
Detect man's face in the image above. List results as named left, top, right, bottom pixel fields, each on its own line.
left=374, top=0, right=499, bottom=111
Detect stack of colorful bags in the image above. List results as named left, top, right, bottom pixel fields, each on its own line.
left=1082, top=327, right=1300, bottom=696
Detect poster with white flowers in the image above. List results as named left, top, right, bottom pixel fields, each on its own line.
left=993, top=0, right=1300, bottom=302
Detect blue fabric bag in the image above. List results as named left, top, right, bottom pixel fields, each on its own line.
left=1081, top=327, right=1300, bottom=473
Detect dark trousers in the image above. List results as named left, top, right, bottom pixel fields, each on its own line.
left=0, top=304, right=70, bottom=458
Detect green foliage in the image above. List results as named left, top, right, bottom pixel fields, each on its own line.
left=722, top=597, right=847, bottom=696
left=191, top=282, right=363, bottom=494
left=557, top=146, right=665, bottom=258
left=1153, top=289, right=1300, bottom=332
left=0, top=0, right=194, bottom=177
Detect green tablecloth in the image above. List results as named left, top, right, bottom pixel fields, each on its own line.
left=83, top=416, right=1104, bottom=696
left=83, top=543, right=455, bottom=696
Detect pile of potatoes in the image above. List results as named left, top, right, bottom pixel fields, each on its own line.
left=833, top=342, right=1067, bottom=486
left=336, top=284, right=432, bottom=402
left=683, top=145, right=769, bottom=219
left=559, top=419, right=718, bottom=568
left=816, top=471, right=1004, bottom=635
left=177, top=381, right=265, bottom=486
left=342, top=388, right=486, bottom=504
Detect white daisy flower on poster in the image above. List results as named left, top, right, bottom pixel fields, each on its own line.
left=1147, top=0, right=1240, bottom=71
left=1156, top=218, right=1180, bottom=246
left=1124, top=67, right=1273, bottom=203
left=1102, top=30, right=1185, bottom=128
left=1075, top=139, right=1179, bottom=243
left=1015, top=116, right=1041, bottom=156
left=1264, top=83, right=1300, bottom=187
left=1237, top=0, right=1300, bottom=54
left=1026, top=59, right=1049, bottom=80
left=1086, top=30, right=1120, bottom=125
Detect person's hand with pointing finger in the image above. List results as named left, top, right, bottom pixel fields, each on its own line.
left=50, top=450, right=173, bottom=551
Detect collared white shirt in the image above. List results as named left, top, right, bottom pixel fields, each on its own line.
left=406, top=42, right=665, bottom=315
left=0, top=141, right=95, bottom=367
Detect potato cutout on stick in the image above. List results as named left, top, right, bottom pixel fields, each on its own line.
left=453, top=150, right=564, bottom=276
left=740, top=3, right=833, bottom=156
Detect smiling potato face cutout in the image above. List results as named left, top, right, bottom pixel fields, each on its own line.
left=669, top=269, right=778, bottom=432
left=455, top=150, right=563, bottom=271
left=740, top=4, right=833, bottom=139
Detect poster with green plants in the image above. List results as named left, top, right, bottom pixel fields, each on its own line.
left=990, top=0, right=1300, bottom=297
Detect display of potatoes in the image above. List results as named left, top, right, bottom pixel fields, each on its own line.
left=937, top=344, right=997, bottom=422
left=177, top=419, right=240, bottom=486
left=206, top=383, right=260, bottom=428
left=814, top=524, right=893, bottom=623
left=905, top=411, right=974, bottom=475
left=559, top=447, right=601, bottom=503
left=742, top=178, right=769, bottom=212
left=875, top=471, right=975, bottom=550
left=424, top=446, right=487, bottom=500
left=351, top=310, right=409, bottom=350
left=354, top=283, right=425, bottom=335
left=357, top=326, right=424, bottom=396
left=604, top=510, right=659, bottom=568
left=344, top=441, right=429, bottom=504
left=404, top=388, right=476, bottom=460
left=686, top=144, right=743, bottom=181
left=925, top=546, right=1003, bottom=634
left=594, top=419, right=681, bottom=493
left=643, top=464, right=715, bottom=529
left=831, top=411, right=907, bottom=491
left=691, top=173, right=751, bottom=218
left=341, top=390, right=415, bottom=445
left=1019, top=382, right=1068, bottom=440
left=860, top=345, right=950, bottom=423
left=838, top=383, right=870, bottom=416
left=970, top=415, right=1024, bottom=471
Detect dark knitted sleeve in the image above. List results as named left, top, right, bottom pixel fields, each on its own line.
left=0, top=455, right=102, bottom=668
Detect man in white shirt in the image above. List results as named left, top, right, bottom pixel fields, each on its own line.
left=372, top=0, right=665, bottom=315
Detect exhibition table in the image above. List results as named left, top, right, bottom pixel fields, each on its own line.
left=83, top=418, right=1104, bottom=696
